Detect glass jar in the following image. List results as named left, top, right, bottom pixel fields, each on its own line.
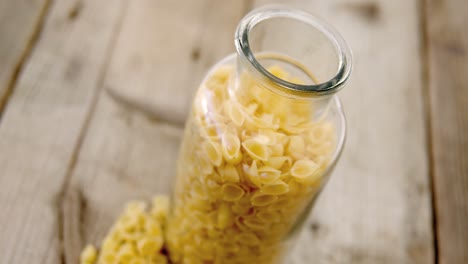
left=167, top=6, right=352, bottom=264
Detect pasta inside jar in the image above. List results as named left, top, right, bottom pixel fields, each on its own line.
left=168, top=64, right=337, bottom=264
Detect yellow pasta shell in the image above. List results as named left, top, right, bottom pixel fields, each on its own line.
left=261, top=181, right=289, bottom=195
left=202, top=140, right=223, bottom=166
left=265, top=156, right=292, bottom=170
left=220, top=164, right=240, bottom=183
left=222, top=183, right=245, bottom=201
left=257, top=210, right=282, bottom=223
left=257, top=166, right=282, bottom=184
left=290, top=159, right=321, bottom=184
left=286, top=136, right=306, bottom=159
left=221, top=133, right=242, bottom=164
left=225, top=101, right=245, bottom=127
left=251, top=193, right=278, bottom=206
left=242, top=138, right=270, bottom=161
left=243, top=161, right=261, bottom=187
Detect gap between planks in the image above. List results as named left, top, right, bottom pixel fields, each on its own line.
left=0, top=0, right=53, bottom=121
left=418, top=0, right=438, bottom=263
left=57, top=2, right=129, bottom=263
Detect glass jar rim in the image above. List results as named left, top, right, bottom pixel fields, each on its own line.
left=235, top=6, right=353, bottom=96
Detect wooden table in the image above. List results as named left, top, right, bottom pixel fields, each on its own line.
left=0, top=0, right=466, bottom=263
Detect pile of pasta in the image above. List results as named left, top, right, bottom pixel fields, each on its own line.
left=167, top=65, right=336, bottom=263
left=80, top=196, right=170, bottom=264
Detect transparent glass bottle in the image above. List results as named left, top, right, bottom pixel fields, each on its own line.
left=167, top=6, right=352, bottom=264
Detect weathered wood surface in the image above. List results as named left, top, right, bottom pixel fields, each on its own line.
left=2, top=0, right=468, bottom=263
left=425, top=0, right=468, bottom=263
left=0, top=0, right=50, bottom=114
left=0, top=0, right=125, bottom=263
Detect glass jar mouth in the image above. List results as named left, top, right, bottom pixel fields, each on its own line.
left=235, top=6, right=352, bottom=96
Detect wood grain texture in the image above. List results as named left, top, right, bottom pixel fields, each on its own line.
left=61, top=1, right=249, bottom=263
left=253, top=0, right=434, bottom=263
left=0, top=0, right=125, bottom=263
left=425, top=0, right=468, bottom=263
left=0, top=0, right=50, bottom=115
left=63, top=0, right=435, bottom=263
left=0, top=0, right=439, bottom=263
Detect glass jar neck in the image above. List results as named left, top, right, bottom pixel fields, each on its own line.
left=233, top=6, right=352, bottom=99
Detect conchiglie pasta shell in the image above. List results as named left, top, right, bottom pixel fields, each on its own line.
left=242, top=138, right=270, bottom=161
left=199, top=123, right=226, bottom=140
left=290, top=159, right=321, bottom=185
left=222, top=183, right=245, bottom=201
left=202, top=140, right=223, bottom=167
left=220, top=164, right=240, bottom=183
left=307, top=122, right=334, bottom=145
left=251, top=193, right=278, bottom=206
left=261, top=181, right=289, bottom=195
left=286, top=135, right=306, bottom=159
left=256, top=210, right=282, bottom=223
left=221, top=133, right=242, bottom=164
left=224, top=101, right=245, bottom=127
left=243, top=217, right=269, bottom=231
left=243, top=161, right=261, bottom=187
left=257, top=166, right=282, bottom=184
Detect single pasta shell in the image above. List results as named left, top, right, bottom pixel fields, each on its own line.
left=197, top=150, right=214, bottom=175
left=202, top=140, right=223, bottom=167
left=243, top=161, right=261, bottom=187
left=220, top=164, right=240, bottom=183
left=200, top=123, right=226, bottom=140
left=290, top=159, right=321, bottom=185
left=307, top=122, right=334, bottom=145
left=286, top=136, right=306, bottom=159
left=222, top=183, right=245, bottom=201
left=225, top=101, right=245, bottom=127
left=270, top=143, right=284, bottom=156
left=221, top=133, right=242, bottom=164
left=257, top=210, right=282, bottom=223
left=251, top=193, right=278, bottom=206
left=246, top=113, right=280, bottom=130
left=242, top=138, right=270, bottom=161
left=244, top=217, right=270, bottom=230
left=257, top=166, right=282, bottom=184
left=261, top=181, right=290, bottom=195
left=265, top=156, right=291, bottom=170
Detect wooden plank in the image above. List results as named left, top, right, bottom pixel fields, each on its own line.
left=61, top=0, right=249, bottom=262
left=0, top=0, right=125, bottom=263
left=252, top=0, right=434, bottom=263
left=0, top=0, right=50, bottom=115
left=425, top=0, right=468, bottom=263
left=64, top=1, right=434, bottom=264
